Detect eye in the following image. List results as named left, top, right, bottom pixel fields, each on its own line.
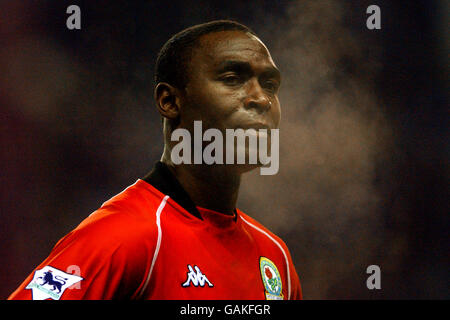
left=221, top=73, right=243, bottom=85
left=262, top=79, right=279, bottom=93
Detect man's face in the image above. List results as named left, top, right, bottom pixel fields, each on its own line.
left=179, top=30, right=281, bottom=134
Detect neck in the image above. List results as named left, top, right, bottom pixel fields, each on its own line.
left=161, top=149, right=241, bottom=215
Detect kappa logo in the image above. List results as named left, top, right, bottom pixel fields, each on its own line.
left=26, top=266, right=83, bottom=300
left=181, top=265, right=213, bottom=288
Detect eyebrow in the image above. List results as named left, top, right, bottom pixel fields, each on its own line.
left=217, top=60, right=281, bottom=80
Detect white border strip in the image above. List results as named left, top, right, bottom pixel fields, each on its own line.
left=240, top=216, right=291, bottom=300
left=138, top=195, right=170, bottom=299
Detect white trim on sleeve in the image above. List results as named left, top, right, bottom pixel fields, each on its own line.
left=137, top=195, right=170, bottom=299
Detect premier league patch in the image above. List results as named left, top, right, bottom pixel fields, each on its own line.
left=259, top=257, right=284, bottom=300
left=25, top=266, right=83, bottom=300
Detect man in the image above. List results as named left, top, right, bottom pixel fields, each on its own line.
left=9, top=20, right=302, bottom=300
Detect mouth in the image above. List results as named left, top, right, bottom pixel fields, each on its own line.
left=237, top=122, right=271, bottom=131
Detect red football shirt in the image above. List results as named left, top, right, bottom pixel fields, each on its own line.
left=9, top=162, right=302, bottom=300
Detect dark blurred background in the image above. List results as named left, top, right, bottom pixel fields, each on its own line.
left=0, top=0, right=448, bottom=299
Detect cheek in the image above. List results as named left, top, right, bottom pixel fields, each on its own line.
left=186, top=81, right=240, bottom=125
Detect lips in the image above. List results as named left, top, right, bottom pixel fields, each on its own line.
left=237, top=122, right=271, bottom=130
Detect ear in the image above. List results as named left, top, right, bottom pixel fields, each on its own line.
left=154, top=82, right=182, bottom=120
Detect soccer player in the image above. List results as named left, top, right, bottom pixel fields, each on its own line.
left=9, top=20, right=302, bottom=300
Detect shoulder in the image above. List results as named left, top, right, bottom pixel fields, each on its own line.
left=238, top=210, right=294, bottom=273
left=9, top=180, right=169, bottom=300
left=238, top=210, right=290, bottom=253
left=55, top=179, right=166, bottom=256
left=238, top=210, right=303, bottom=300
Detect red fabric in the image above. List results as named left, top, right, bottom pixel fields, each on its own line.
left=8, top=180, right=302, bottom=300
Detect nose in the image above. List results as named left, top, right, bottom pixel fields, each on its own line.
left=244, top=79, right=271, bottom=113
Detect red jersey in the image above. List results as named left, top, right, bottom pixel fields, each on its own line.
left=9, top=162, right=302, bottom=300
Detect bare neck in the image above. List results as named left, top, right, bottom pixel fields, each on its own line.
left=161, top=149, right=241, bottom=215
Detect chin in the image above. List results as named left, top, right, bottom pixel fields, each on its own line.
left=232, top=162, right=263, bottom=175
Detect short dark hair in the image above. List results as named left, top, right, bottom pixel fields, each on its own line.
left=155, top=20, right=256, bottom=89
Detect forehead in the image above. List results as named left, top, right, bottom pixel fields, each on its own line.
left=192, top=31, right=277, bottom=71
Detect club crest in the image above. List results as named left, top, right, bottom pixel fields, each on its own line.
left=26, top=266, right=83, bottom=300
left=259, top=257, right=283, bottom=300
